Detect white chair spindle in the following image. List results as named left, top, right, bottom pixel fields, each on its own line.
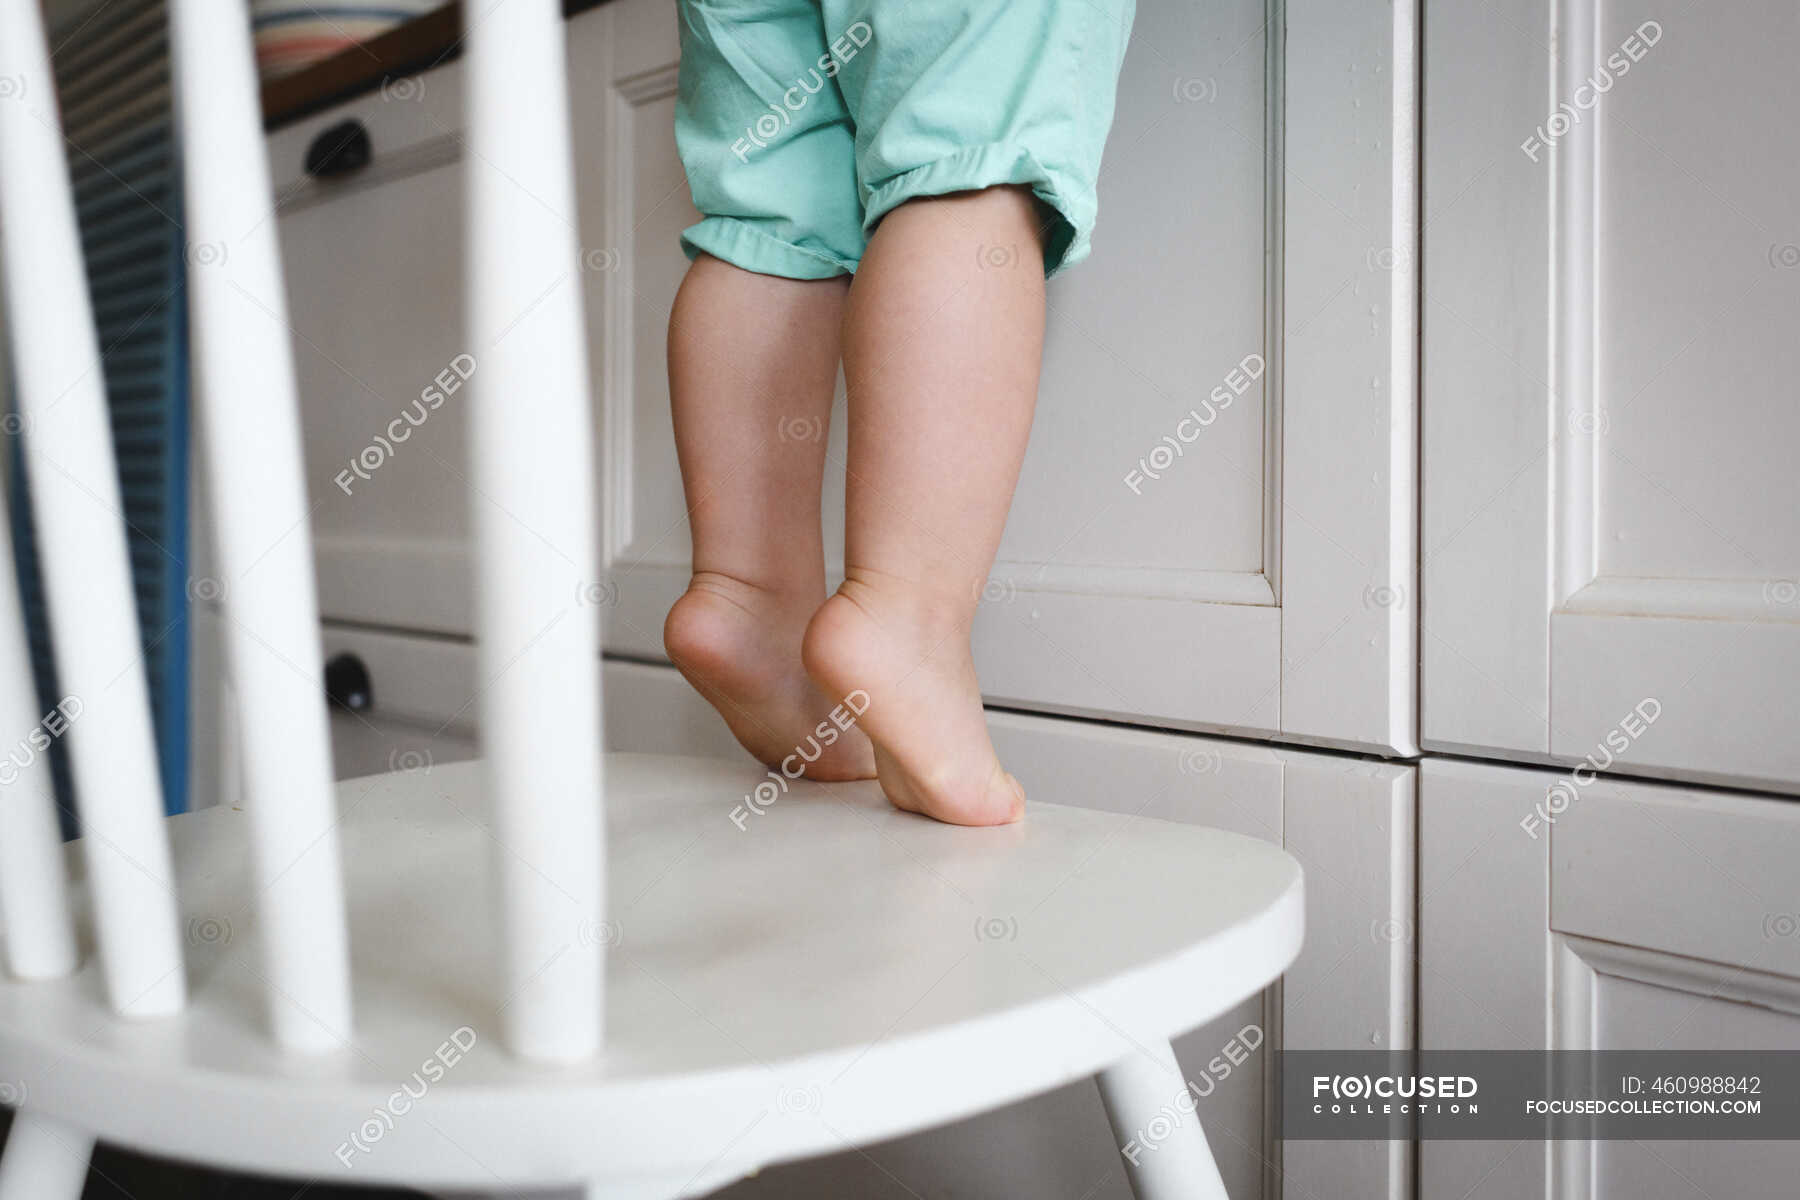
left=467, top=0, right=606, bottom=1061
left=0, top=501, right=78, bottom=982
left=166, top=0, right=353, bottom=1051
left=0, top=0, right=184, bottom=1017
left=0, top=1111, right=92, bottom=1200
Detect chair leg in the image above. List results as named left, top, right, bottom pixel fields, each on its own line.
left=0, top=1111, right=92, bottom=1200
left=1096, top=1041, right=1230, bottom=1200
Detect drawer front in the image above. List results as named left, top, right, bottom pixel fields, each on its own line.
left=315, top=624, right=744, bottom=776
left=266, top=57, right=463, bottom=197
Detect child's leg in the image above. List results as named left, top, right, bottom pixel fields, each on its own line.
left=664, top=252, right=875, bottom=781
left=802, top=186, right=1045, bottom=825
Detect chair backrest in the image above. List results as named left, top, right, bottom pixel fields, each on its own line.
left=0, top=0, right=606, bottom=1062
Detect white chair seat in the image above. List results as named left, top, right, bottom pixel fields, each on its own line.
left=0, top=753, right=1302, bottom=1196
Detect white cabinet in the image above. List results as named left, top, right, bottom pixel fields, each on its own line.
left=270, top=0, right=1420, bottom=756
left=1420, top=759, right=1800, bottom=1200
left=1422, top=0, right=1800, bottom=792
left=1421, top=7, right=1800, bottom=1193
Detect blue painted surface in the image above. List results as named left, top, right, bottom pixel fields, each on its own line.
left=7, top=28, right=191, bottom=826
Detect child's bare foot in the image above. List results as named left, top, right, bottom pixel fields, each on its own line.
left=801, top=574, right=1024, bottom=826
left=665, top=573, right=876, bottom=781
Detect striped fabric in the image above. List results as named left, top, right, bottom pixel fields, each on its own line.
left=252, top=1, right=442, bottom=79
left=8, top=0, right=189, bottom=821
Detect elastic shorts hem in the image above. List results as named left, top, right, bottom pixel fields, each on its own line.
left=860, top=143, right=1094, bottom=278
left=680, top=216, right=858, bottom=280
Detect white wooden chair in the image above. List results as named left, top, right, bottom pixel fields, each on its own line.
left=0, top=1, right=1304, bottom=1197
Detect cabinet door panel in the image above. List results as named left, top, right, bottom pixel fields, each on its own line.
left=1010, top=0, right=1269, bottom=581
left=1423, top=0, right=1800, bottom=789
left=1595, top=0, right=1799, bottom=581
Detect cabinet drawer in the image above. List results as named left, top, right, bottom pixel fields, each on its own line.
left=315, top=624, right=744, bottom=774
left=266, top=57, right=463, bottom=198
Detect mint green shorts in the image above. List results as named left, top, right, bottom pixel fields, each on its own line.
left=673, top=0, right=1136, bottom=279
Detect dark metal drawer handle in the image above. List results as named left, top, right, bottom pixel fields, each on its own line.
left=305, top=119, right=372, bottom=180
left=324, top=652, right=374, bottom=712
